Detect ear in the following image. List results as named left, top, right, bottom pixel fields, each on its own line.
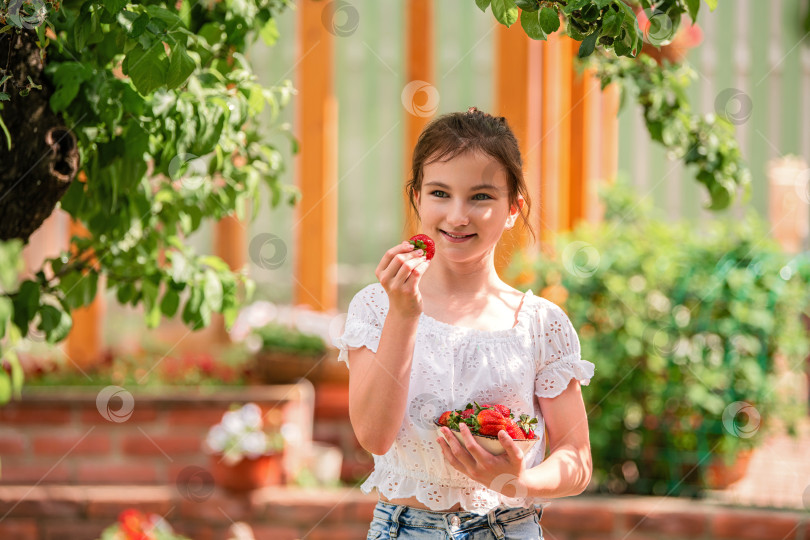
left=506, top=196, right=525, bottom=230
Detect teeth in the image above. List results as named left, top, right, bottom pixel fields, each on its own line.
left=445, top=232, right=468, bottom=239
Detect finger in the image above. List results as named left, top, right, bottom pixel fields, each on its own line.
left=378, top=250, right=421, bottom=289
left=375, top=242, right=415, bottom=279
left=441, top=427, right=476, bottom=470
left=498, top=430, right=525, bottom=462
left=392, top=252, right=426, bottom=286
left=405, top=257, right=430, bottom=287
left=458, top=423, right=491, bottom=463
left=436, top=436, right=465, bottom=472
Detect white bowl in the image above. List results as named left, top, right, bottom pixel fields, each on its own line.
left=434, top=419, right=539, bottom=456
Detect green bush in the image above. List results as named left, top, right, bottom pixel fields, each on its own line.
left=508, top=183, right=810, bottom=497
left=253, top=322, right=327, bottom=356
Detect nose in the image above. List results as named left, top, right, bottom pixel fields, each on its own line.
left=447, top=201, right=470, bottom=227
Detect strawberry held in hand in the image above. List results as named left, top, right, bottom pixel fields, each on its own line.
left=408, top=234, right=435, bottom=261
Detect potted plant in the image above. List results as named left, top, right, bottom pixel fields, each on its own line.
left=98, top=508, right=190, bottom=540
left=250, top=322, right=338, bottom=384
left=203, top=403, right=285, bottom=492
left=507, top=182, right=810, bottom=496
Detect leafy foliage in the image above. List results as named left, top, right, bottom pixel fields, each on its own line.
left=508, top=182, right=810, bottom=496
left=592, top=54, right=751, bottom=210
left=477, top=0, right=748, bottom=210
left=0, top=0, right=297, bottom=403
left=477, top=0, right=715, bottom=59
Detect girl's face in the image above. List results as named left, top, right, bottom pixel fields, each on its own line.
left=413, top=151, right=522, bottom=260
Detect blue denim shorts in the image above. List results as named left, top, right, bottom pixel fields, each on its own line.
left=366, top=500, right=543, bottom=539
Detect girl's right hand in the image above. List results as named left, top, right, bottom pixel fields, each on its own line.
left=375, top=241, right=431, bottom=319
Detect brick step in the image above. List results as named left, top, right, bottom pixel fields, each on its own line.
left=0, top=487, right=807, bottom=540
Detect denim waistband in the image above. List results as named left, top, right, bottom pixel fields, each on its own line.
left=372, top=500, right=541, bottom=538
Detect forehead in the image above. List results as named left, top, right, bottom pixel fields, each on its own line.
left=422, top=151, right=507, bottom=189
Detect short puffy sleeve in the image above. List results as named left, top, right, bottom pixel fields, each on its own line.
left=331, top=285, right=386, bottom=369
left=534, top=300, right=595, bottom=398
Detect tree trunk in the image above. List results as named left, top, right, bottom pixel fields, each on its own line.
left=0, top=28, right=78, bottom=244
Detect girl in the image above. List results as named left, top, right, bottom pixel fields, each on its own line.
left=334, top=107, right=595, bottom=539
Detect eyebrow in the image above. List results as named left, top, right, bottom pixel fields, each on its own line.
left=424, top=181, right=501, bottom=191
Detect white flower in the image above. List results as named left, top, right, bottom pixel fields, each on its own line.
left=239, top=403, right=263, bottom=429
left=205, top=425, right=229, bottom=452
left=221, top=411, right=245, bottom=434
left=241, top=431, right=269, bottom=458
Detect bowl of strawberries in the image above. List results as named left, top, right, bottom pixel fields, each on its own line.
left=434, top=402, right=540, bottom=456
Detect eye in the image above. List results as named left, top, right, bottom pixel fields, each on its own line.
left=430, top=190, right=448, bottom=198
left=473, top=193, right=492, bottom=200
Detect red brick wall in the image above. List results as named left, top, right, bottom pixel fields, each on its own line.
left=0, top=486, right=806, bottom=540
left=312, top=382, right=373, bottom=483
left=0, top=385, right=313, bottom=486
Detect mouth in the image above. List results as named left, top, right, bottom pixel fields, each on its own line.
left=440, top=230, right=476, bottom=242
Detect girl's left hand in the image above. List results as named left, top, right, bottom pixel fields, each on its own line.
left=436, top=423, right=530, bottom=498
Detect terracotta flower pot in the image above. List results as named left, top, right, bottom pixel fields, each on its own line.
left=705, top=448, right=754, bottom=490
left=209, top=452, right=283, bottom=492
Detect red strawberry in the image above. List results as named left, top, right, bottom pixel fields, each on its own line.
left=505, top=421, right=524, bottom=440
left=517, top=413, right=539, bottom=440
left=438, top=411, right=452, bottom=426
left=480, top=403, right=512, bottom=418
left=476, top=409, right=508, bottom=437
left=408, top=234, right=435, bottom=261
left=460, top=408, right=475, bottom=419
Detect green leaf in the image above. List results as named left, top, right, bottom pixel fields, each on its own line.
left=475, top=0, right=491, bottom=12
left=601, top=9, right=624, bottom=37
left=515, top=0, right=539, bottom=12
left=578, top=29, right=599, bottom=58
left=49, top=62, right=91, bottom=113
left=104, top=0, right=128, bottom=16
left=704, top=0, right=718, bottom=11
left=160, top=288, right=180, bottom=317
left=520, top=10, right=546, bottom=40
left=259, top=18, right=279, bottom=45
left=126, top=44, right=169, bottom=96
left=37, top=304, right=73, bottom=343
left=145, top=5, right=183, bottom=28
left=685, top=0, right=700, bottom=21
left=166, top=47, right=196, bottom=90
left=0, top=297, right=11, bottom=340
left=203, top=270, right=224, bottom=311
left=538, top=6, right=560, bottom=34
left=491, top=0, right=519, bottom=27
left=11, top=280, right=40, bottom=334
left=0, top=240, right=23, bottom=290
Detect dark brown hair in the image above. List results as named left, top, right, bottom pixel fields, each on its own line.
left=405, top=107, right=535, bottom=244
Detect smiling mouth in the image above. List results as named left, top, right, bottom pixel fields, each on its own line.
left=441, top=230, right=475, bottom=239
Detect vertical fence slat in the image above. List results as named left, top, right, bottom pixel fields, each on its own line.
left=494, top=18, right=542, bottom=275
left=404, top=0, right=435, bottom=240
left=294, top=0, right=337, bottom=311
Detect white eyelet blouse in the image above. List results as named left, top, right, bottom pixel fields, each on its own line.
left=332, top=283, right=595, bottom=516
